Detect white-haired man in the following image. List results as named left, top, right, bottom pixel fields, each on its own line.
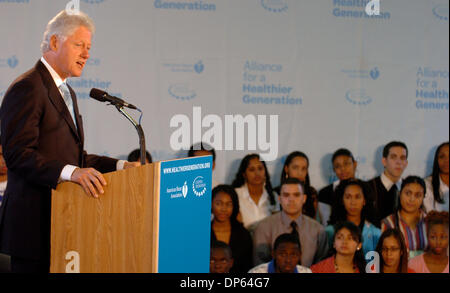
left=0, top=10, right=138, bottom=273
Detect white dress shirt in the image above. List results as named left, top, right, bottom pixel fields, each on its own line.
left=380, top=172, right=402, bottom=192
left=235, top=184, right=277, bottom=231
left=424, top=176, right=449, bottom=212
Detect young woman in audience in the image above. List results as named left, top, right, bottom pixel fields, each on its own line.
left=232, top=154, right=277, bottom=231
left=424, top=142, right=449, bottom=212
left=275, top=151, right=318, bottom=220
left=376, top=228, right=411, bottom=273
left=381, top=176, right=427, bottom=259
left=327, top=179, right=380, bottom=256
left=311, top=221, right=366, bottom=273
left=210, top=185, right=253, bottom=273
left=408, top=211, right=449, bottom=273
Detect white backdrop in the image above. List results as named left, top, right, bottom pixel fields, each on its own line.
left=1, top=0, right=448, bottom=190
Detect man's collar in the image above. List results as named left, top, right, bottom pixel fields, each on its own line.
left=381, top=172, right=402, bottom=191
left=40, top=56, right=66, bottom=87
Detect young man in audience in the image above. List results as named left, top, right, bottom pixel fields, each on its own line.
left=318, top=148, right=358, bottom=225
left=248, top=233, right=311, bottom=273
left=368, top=141, right=408, bottom=226
left=253, top=178, right=328, bottom=267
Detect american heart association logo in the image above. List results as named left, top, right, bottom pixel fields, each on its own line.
left=182, top=181, right=188, bottom=198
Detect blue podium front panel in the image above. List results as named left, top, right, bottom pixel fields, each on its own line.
left=158, top=156, right=213, bottom=273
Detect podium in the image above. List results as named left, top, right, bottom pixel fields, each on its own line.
left=50, top=156, right=213, bottom=273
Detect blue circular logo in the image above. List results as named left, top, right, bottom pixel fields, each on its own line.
left=433, top=4, right=449, bottom=21
left=345, top=89, right=373, bottom=106
left=261, top=0, right=288, bottom=13
left=192, top=176, right=207, bottom=197
left=81, top=0, right=105, bottom=4
left=168, top=84, right=197, bottom=101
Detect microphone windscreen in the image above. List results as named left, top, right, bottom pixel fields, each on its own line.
left=89, top=88, right=107, bottom=102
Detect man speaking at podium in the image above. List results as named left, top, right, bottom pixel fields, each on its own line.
left=0, top=10, right=139, bottom=273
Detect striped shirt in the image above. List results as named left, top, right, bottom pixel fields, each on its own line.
left=381, top=211, right=427, bottom=259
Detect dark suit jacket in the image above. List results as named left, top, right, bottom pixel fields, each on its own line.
left=367, top=176, right=397, bottom=228
left=318, top=184, right=334, bottom=206
left=211, top=221, right=253, bottom=273
left=0, top=60, right=118, bottom=260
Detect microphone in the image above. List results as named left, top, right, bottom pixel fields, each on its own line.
left=89, top=88, right=137, bottom=109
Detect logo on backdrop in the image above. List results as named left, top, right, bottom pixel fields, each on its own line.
left=415, top=66, right=449, bottom=111
left=332, top=0, right=390, bottom=20
left=163, top=60, right=204, bottom=101
left=261, top=0, right=288, bottom=13
left=81, top=0, right=105, bottom=4
left=0, top=56, right=19, bottom=69
left=345, top=89, right=373, bottom=106
left=432, top=3, right=449, bottom=21
left=192, top=176, right=207, bottom=197
left=163, top=60, right=205, bottom=74
left=0, top=0, right=29, bottom=3
left=241, top=60, right=302, bottom=106
left=168, top=84, right=197, bottom=100
left=154, top=0, right=216, bottom=11
left=341, top=67, right=380, bottom=80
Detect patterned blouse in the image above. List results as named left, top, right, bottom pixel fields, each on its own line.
left=381, top=211, right=427, bottom=259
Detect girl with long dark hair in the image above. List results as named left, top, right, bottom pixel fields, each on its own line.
left=327, top=179, right=380, bottom=256
left=376, top=228, right=410, bottom=273
left=232, top=154, right=277, bottom=231
left=424, top=142, right=449, bottom=212
left=381, top=176, right=428, bottom=259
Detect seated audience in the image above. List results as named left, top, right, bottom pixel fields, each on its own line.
left=326, top=179, right=380, bottom=256
left=424, top=142, right=449, bottom=213
left=232, top=154, right=277, bottom=231
left=253, top=178, right=328, bottom=267
left=311, top=221, right=366, bottom=273
left=381, top=176, right=427, bottom=259
left=408, top=211, right=449, bottom=273
left=248, top=233, right=311, bottom=273
left=210, top=185, right=253, bottom=273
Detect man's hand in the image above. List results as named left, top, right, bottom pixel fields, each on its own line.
left=124, top=161, right=141, bottom=169
left=71, top=167, right=106, bottom=198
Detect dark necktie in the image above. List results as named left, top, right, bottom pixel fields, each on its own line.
left=391, top=184, right=399, bottom=211
left=290, top=221, right=299, bottom=240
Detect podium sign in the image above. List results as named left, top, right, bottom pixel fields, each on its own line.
left=156, top=156, right=212, bottom=273
left=50, top=156, right=212, bottom=273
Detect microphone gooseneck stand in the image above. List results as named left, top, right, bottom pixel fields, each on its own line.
left=114, top=104, right=146, bottom=166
